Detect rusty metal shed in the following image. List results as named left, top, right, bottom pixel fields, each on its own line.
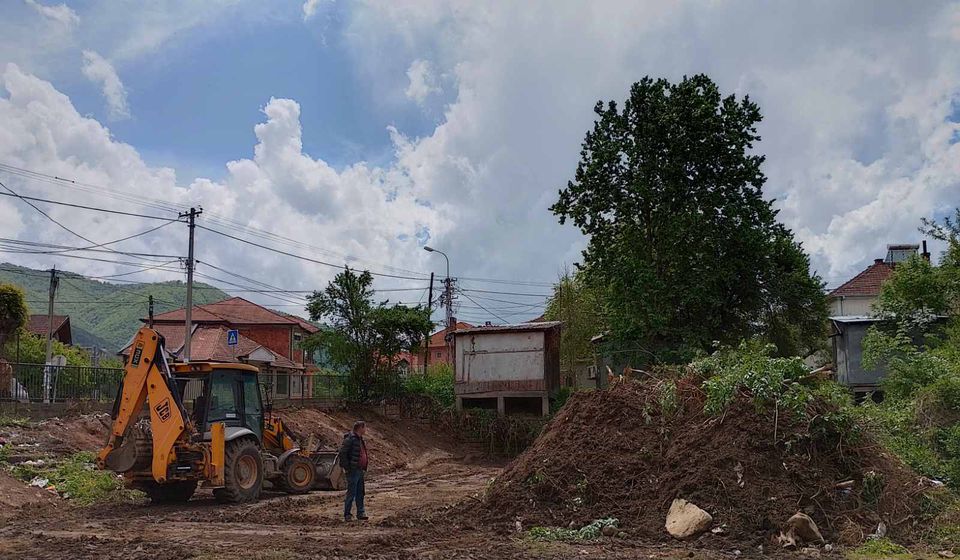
left=452, top=321, right=561, bottom=416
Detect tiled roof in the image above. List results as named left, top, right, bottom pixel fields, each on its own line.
left=121, top=325, right=301, bottom=370
left=26, top=314, right=69, bottom=336
left=149, top=297, right=300, bottom=326
left=427, top=321, right=473, bottom=347
left=828, top=259, right=896, bottom=298
left=455, top=321, right=562, bottom=334
left=277, top=311, right=320, bottom=334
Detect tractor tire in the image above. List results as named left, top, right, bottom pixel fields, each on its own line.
left=214, top=438, right=263, bottom=504
left=137, top=480, right=197, bottom=504
left=278, top=454, right=315, bottom=494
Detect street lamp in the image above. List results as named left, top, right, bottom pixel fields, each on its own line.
left=424, top=245, right=454, bottom=345
left=423, top=246, right=449, bottom=280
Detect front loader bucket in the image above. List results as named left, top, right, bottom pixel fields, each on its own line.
left=312, top=451, right=345, bottom=491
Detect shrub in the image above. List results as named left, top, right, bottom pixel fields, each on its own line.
left=403, top=362, right=455, bottom=408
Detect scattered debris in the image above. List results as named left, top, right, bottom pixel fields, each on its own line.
left=734, top=462, right=744, bottom=488
left=800, top=546, right=821, bottom=558
left=939, top=551, right=956, bottom=559
left=777, top=512, right=825, bottom=548
left=665, top=498, right=713, bottom=540
left=28, top=476, right=49, bottom=488
left=867, top=521, right=887, bottom=540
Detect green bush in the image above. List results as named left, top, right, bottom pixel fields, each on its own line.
left=698, top=340, right=818, bottom=416
left=853, top=538, right=909, bottom=556
left=403, top=362, right=455, bottom=408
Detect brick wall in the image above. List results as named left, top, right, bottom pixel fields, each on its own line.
left=238, top=325, right=293, bottom=360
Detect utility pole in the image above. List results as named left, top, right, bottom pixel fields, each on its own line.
left=43, top=267, right=58, bottom=403
left=423, top=246, right=455, bottom=367
left=424, top=272, right=434, bottom=372
left=179, top=207, right=202, bottom=362
left=148, top=295, right=155, bottom=328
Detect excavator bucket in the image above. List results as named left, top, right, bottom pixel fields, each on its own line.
left=312, top=451, right=345, bottom=490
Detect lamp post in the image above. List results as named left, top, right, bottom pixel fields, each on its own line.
left=424, top=246, right=455, bottom=365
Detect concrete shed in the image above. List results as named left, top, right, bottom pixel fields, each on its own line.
left=452, top=321, right=561, bottom=416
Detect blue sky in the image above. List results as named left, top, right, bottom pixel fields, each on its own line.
left=0, top=1, right=958, bottom=322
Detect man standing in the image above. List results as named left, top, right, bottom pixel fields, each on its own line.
left=339, top=420, right=369, bottom=521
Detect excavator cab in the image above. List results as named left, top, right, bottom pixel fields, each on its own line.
left=177, top=366, right=264, bottom=442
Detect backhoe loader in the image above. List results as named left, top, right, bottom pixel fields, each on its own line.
left=97, top=326, right=343, bottom=503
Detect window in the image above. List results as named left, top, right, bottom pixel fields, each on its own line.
left=241, top=373, right=263, bottom=437
left=436, top=352, right=442, bottom=358
left=207, top=372, right=240, bottom=427
left=293, top=332, right=303, bottom=348
left=275, top=371, right=290, bottom=396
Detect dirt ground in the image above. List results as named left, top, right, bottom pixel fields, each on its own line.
left=0, top=408, right=738, bottom=560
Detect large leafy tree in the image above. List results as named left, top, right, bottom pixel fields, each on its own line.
left=305, top=267, right=432, bottom=401
left=0, top=283, right=28, bottom=357
left=551, top=75, right=826, bottom=361
left=543, top=269, right=605, bottom=386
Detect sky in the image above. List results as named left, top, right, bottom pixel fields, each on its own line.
left=0, top=0, right=958, bottom=325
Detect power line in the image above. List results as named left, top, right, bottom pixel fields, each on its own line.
left=0, top=238, right=181, bottom=259
left=459, top=291, right=508, bottom=323
left=459, top=287, right=553, bottom=297
left=196, top=225, right=431, bottom=281
left=0, top=190, right=179, bottom=221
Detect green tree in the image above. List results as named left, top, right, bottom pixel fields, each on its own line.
left=551, top=75, right=826, bottom=361
left=543, top=269, right=605, bottom=386
left=305, top=267, right=432, bottom=402
left=0, top=283, right=28, bottom=357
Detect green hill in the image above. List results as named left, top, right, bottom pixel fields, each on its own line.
left=0, top=262, right=231, bottom=351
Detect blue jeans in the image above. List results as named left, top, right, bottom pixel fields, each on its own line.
left=344, top=469, right=365, bottom=518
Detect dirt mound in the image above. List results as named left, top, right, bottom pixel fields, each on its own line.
left=276, top=406, right=461, bottom=474
left=0, top=471, right=57, bottom=514
left=475, top=378, right=925, bottom=547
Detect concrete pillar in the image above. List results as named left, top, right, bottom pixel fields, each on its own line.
left=497, top=396, right=505, bottom=417
left=455, top=396, right=463, bottom=412
left=541, top=395, right=550, bottom=417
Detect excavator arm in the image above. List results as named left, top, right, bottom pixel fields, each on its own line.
left=97, top=327, right=194, bottom=482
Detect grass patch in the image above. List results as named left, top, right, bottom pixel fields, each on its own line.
left=10, top=451, right=142, bottom=505
left=0, top=415, right=29, bottom=428
left=851, top=538, right=910, bottom=557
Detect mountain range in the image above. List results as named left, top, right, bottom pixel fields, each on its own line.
left=0, top=263, right=231, bottom=351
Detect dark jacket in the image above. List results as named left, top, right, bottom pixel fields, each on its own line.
left=338, top=431, right=367, bottom=472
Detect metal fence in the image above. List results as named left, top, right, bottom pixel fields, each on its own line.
left=1, top=362, right=355, bottom=405
left=1, top=362, right=125, bottom=403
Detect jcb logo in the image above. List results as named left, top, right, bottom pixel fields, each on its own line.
left=155, top=398, right=171, bottom=422
left=131, top=342, right=143, bottom=366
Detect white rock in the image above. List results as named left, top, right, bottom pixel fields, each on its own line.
left=665, top=498, right=713, bottom=539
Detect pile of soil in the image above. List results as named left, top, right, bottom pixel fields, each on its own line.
left=0, top=471, right=56, bottom=514
left=276, top=406, right=461, bottom=474
left=474, top=378, right=926, bottom=547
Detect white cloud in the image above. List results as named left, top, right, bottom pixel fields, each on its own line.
left=302, top=0, right=325, bottom=21
left=0, top=63, right=447, bottom=306
left=80, top=50, right=130, bottom=120
left=404, top=59, right=441, bottom=105
left=24, top=0, right=79, bottom=29
left=343, top=1, right=960, bottom=290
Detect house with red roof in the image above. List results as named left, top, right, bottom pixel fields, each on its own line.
left=121, top=297, right=319, bottom=399
left=398, top=321, right=473, bottom=372
left=25, top=314, right=72, bottom=345
left=828, top=243, right=930, bottom=396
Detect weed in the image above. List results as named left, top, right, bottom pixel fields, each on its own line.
left=0, top=415, right=29, bottom=428
left=526, top=518, right=618, bottom=541
left=0, top=443, right=9, bottom=465
left=657, top=380, right=679, bottom=417
left=852, top=538, right=909, bottom=556
left=862, top=470, right=884, bottom=505
left=11, top=451, right=141, bottom=505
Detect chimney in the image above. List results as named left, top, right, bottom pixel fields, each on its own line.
left=874, top=258, right=884, bottom=264
left=922, top=240, right=931, bottom=262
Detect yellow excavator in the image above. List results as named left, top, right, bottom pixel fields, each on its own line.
left=97, top=326, right=343, bottom=503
